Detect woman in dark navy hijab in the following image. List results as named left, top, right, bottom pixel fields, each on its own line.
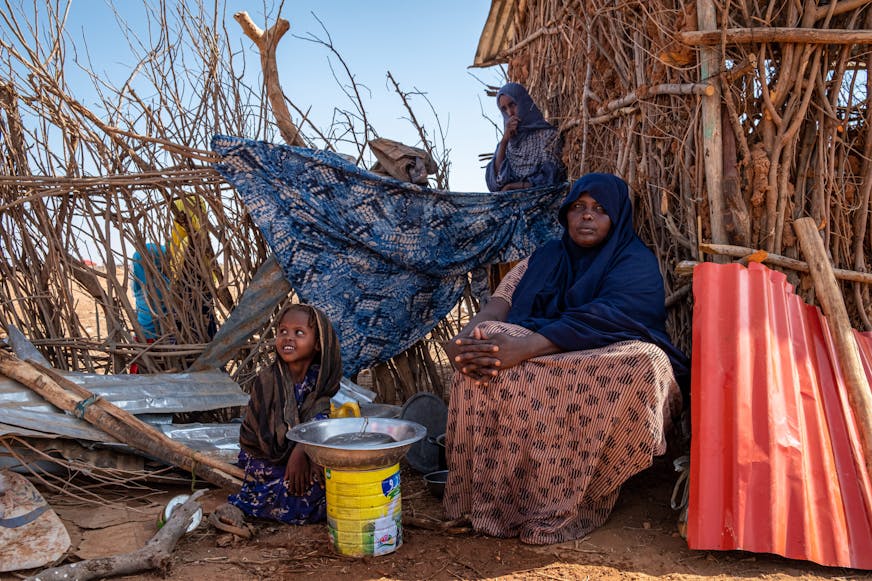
left=442, top=173, right=687, bottom=545
left=485, top=82, right=566, bottom=192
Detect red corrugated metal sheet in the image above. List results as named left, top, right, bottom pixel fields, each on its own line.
left=689, top=262, right=872, bottom=569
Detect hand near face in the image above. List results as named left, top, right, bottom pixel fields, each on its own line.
left=503, top=115, right=520, bottom=141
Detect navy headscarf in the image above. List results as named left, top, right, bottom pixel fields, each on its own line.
left=495, top=82, right=554, bottom=134
left=486, top=83, right=565, bottom=192
left=507, top=173, right=689, bottom=382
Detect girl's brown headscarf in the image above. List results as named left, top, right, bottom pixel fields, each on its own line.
left=239, top=304, right=342, bottom=464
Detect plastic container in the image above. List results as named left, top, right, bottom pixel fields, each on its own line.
left=324, top=463, right=402, bottom=557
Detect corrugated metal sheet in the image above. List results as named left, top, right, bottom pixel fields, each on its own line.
left=0, top=370, right=248, bottom=416
left=689, top=262, right=872, bottom=570
left=158, top=423, right=240, bottom=463
left=472, top=0, right=518, bottom=68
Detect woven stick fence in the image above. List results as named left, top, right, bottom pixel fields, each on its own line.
left=0, top=2, right=459, bottom=402
left=495, top=0, right=871, bottom=349
left=7, top=0, right=868, bottom=403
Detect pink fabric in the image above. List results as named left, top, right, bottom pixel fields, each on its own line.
left=444, top=262, right=680, bottom=543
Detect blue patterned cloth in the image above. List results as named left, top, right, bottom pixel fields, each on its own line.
left=228, top=449, right=326, bottom=525
left=212, top=135, right=567, bottom=375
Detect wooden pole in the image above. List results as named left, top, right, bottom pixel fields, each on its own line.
left=0, top=352, right=244, bottom=488
left=794, top=217, right=872, bottom=480
left=685, top=243, right=872, bottom=284
left=696, top=0, right=728, bottom=252
left=234, top=11, right=305, bottom=147
left=26, top=491, right=206, bottom=581
left=680, top=27, right=872, bottom=46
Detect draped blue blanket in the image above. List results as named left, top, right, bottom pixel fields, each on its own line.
left=212, top=135, right=567, bottom=375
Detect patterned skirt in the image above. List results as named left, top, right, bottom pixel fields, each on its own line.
left=443, top=321, right=681, bottom=544
left=228, top=449, right=326, bottom=525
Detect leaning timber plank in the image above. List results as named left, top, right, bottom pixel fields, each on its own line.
left=680, top=27, right=872, bottom=46
left=699, top=243, right=872, bottom=284
left=0, top=352, right=243, bottom=488
left=31, top=362, right=245, bottom=481
left=27, top=490, right=206, bottom=581
left=696, top=0, right=728, bottom=252
left=190, top=255, right=291, bottom=371
left=794, top=217, right=872, bottom=482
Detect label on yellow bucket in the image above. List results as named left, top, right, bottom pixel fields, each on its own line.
left=324, top=464, right=402, bottom=557
left=328, top=519, right=402, bottom=557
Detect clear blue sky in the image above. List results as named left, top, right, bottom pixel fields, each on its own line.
left=63, top=1, right=506, bottom=192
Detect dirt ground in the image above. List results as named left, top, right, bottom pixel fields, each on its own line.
left=15, top=457, right=868, bottom=581
left=6, top=276, right=869, bottom=580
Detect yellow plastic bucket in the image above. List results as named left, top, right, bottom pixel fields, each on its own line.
left=324, top=463, right=402, bottom=557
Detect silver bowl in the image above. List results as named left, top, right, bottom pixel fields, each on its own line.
left=287, top=417, right=426, bottom=470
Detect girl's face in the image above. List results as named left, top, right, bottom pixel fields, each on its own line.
left=275, top=310, right=319, bottom=365
left=565, top=193, right=612, bottom=247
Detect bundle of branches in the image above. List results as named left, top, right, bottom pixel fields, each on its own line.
left=495, top=0, right=872, bottom=349
left=0, top=1, right=461, bottom=400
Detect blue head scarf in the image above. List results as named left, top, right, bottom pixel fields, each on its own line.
left=487, top=83, right=565, bottom=191
left=496, top=82, right=554, bottom=135
left=507, top=173, right=689, bottom=382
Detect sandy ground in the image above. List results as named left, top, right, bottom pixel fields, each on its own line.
left=6, top=273, right=869, bottom=579
left=21, top=458, right=869, bottom=581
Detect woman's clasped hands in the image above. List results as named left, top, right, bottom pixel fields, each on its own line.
left=450, top=326, right=528, bottom=386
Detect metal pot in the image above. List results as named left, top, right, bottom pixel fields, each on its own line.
left=423, top=469, right=448, bottom=499
left=428, top=433, right=447, bottom=470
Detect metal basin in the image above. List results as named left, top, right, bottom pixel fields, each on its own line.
left=287, top=417, right=426, bottom=470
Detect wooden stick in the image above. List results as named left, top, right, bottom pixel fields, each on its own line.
left=675, top=256, right=872, bottom=284
left=27, top=490, right=206, bottom=581
left=501, top=26, right=561, bottom=55
left=695, top=0, right=728, bottom=252
left=234, top=11, right=304, bottom=147
left=814, top=0, right=872, bottom=21
left=403, top=515, right=471, bottom=532
left=679, top=27, right=872, bottom=46
left=33, top=360, right=245, bottom=483
left=0, top=352, right=243, bottom=488
left=793, top=217, right=872, bottom=481
left=696, top=243, right=872, bottom=284
left=594, top=83, right=714, bottom=116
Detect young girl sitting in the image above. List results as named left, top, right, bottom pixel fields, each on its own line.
left=229, top=304, right=342, bottom=524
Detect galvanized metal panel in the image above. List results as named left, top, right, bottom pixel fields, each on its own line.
left=0, top=408, right=112, bottom=441
left=191, top=255, right=290, bottom=371
left=689, top=262, right=872, bottom=569
left=472, top=0, right=517, bottom=67
left=0, top=370, right=248, bottom=414
left=157, top=423, right=240, bottom=464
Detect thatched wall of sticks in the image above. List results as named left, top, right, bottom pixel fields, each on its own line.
left=3, top=0, right=871, bottom=399
left=0, top=3, right=459, bottom=399
left=494, top=0, right=872, bottom=349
